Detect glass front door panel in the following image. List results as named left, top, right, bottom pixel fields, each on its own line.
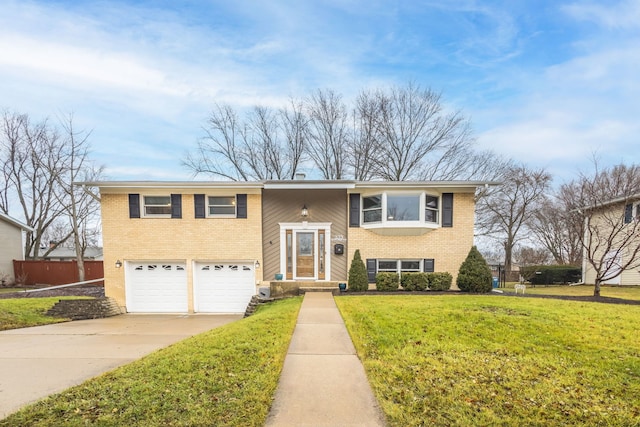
left=296, top=232, right=314, bottom=278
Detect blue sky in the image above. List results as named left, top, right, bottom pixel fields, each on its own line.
left=1, top=0, right=639, bottom=185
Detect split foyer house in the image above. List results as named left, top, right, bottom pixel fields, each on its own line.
left=89, top=179, right=494, bottom=314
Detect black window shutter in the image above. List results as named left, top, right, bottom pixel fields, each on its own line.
left=194, top=194, right=206, bottom=218
left=624, top=203, right=633, bottom=224
left=171, top=194, right=182, bottom=219
left=236, top=194, right=247, bottom=218
left=423, top=259, right=435, bottom=273
left=349, top=193, right=360, bottom=227
left=366, top=258, right=377, bottom=283
left=128, top=194, right=140, bottom=218
left=442, top=193, right=454, bottom=227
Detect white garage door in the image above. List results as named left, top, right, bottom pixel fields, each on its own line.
left=125, top=262, right=188, bottom=313
left=194, top=262, right=255, bottom=313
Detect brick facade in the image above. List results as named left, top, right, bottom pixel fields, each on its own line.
left=101, top=191, right=263, bottom=311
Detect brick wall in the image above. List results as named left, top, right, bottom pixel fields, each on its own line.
left=101, top=192, right=263, bottom=311
left=346, top=192, right=476, bottom=289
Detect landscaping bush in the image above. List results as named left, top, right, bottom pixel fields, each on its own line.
left=401, top=273, right=429, bottom=291
left=428, top=272, right=453, bottom=291
left=520, top=265, right=582, bottom=285
left=348, top=249, right=369, bottom=292
left=376, top=272, right=400, bottom=291
left=457, top=246, right=492, bottom=293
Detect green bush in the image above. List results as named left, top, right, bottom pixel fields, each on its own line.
left=376, top=272, right=400, bottom=291
left=401, top=273, right=429, bottom=291
left=348, top=249, right=369, bottom=292
left=457, top=246, right=492, bottom=293
left=519, top=265, right=582, bottom=285
left=428, top=272, right=453, bottom=291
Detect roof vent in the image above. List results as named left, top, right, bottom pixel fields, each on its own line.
left=295, top=172, right=306, bottom=180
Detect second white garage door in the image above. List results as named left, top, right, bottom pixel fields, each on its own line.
left=193, top=262, right=256, bottom=313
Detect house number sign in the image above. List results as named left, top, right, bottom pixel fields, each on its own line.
left=331, top=235, right=347, bottom=242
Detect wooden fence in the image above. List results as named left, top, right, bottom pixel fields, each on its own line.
left=13, top=260, right=104, bottom=286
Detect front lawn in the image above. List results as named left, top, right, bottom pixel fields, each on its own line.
left=0, top=297, right=301, bottom=427
left=0, top=297, right=88, bottom=331
left=336, top=295, right=640, bottom=426
left=501, top=284, right=640, bottom=300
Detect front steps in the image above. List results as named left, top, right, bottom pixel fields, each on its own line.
left=269, top=281, right=343, bottom=298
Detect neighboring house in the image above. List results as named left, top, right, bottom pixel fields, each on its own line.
left=0, top=212, right=33, bottom=285
left=88, top=179, right=495, bottom=314
left=583, top=196, right=640, bottom=286
left=43, top=246, right=104, bottom=261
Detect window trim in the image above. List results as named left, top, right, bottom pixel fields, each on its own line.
left=142, top=195, right=172, bottom=218
left=207, top=195, right=237, bottom=218
left=361, top=192, right=441, bottom=229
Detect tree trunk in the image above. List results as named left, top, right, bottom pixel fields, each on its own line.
left=593, top=279, right=601, bottom=297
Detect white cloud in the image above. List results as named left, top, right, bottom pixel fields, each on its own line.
left=563, top=0, right=640, bottom=30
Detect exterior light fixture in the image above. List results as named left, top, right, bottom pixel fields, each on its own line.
left=255, top=260, right=261, bottom=269
left=301, top=204, right=309, bottom=217
left=115, top=260, right=123, bottom=269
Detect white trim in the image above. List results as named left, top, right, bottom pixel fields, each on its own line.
left=279, top=222, right=332, bottom=281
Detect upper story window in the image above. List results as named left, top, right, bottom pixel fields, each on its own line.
left=362, top=192, right=439, bottom=225
left=425, top=195, right=439, bottom=223
left=208, top=196, right=236, bottom=216
left=624, top=201, right=640, bottom=224
left=143, top=196, right=171, bottom=217
left=363, top=195, right=382, bottom=223
left=387, top=194, right=420, bottom=221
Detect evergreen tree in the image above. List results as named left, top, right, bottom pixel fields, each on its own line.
left=348, top=249, right=368, bottom=292
left=457, top=246, right=493, bottom=293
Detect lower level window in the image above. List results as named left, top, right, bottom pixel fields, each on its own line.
left=378, top=259, right=422, bottom=273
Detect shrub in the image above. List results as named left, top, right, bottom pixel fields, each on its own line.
left=348, top=249, right=369, bottom=292
left=401, top=273, right=428, bottom=291
left=428, top=272, right=453, bottom=291
left=519, top=265, right=582, bottom=285
left=376, top=272, right=400, bottom=291
left=457, top=246, right=492, bottom=293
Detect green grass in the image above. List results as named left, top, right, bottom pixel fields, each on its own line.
left=336, top=295, right=640, bottom=426
left=0, top=297, right=301, bottom=427
left=501, top=283, right=640, bottom=300
left=0, top=297, right=88, bottom=330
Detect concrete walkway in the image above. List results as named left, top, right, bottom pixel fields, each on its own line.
left=265, top=292, right=386, bottom=426
left=0, top=314, right=241, bottom=418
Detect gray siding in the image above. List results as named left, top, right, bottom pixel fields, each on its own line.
left=0, top=220, right=25, bottom=282
left=262, top=189, right=348, bottom=281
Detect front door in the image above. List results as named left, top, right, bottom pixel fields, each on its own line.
left=296, top=232, right=314, bottom=278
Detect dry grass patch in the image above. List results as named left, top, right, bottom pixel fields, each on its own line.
left=336, top=295, right=640, bottom=426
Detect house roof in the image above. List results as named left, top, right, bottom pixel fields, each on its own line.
left=45, top=247, right=103, bottom=259
left=0, top=212, right=33, bottom=232
left=76, top=179, right=501, bottom=193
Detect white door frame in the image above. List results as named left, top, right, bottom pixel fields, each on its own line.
left=279, top=222, right=331, bottom=281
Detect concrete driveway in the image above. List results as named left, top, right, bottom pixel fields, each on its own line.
left=0, top=314, right=241, bottom=418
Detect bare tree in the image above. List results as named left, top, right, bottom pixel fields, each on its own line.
left=279, top=98, right=307, bottom=179
left=183, top=104, right=250, bottom=180
left=563, top=163, right=640, bottom=296
left=347, top=90, right=382, bottom=180
left=184, top=102, right=306, bottom=180
left=476, top=164, right=552, bottom=272
left=371, top=82, right=474, bottom=181
left=0, top=111, right=68, bottom=259
left=56, top=114, right=103, bottom=281
left=304, top=89, right=349, bottom=179
left=512, top=245, right=553, bottom=266
left=530, top=195, right=582, bottom=265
